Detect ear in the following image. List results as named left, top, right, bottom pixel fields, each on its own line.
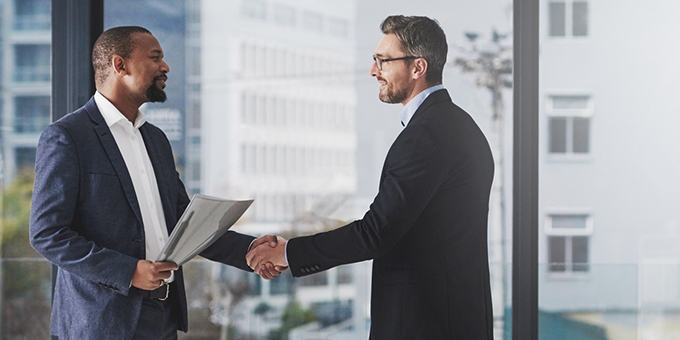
left=411, top=57, right=428, bottom=80
left=111, top=55, right=127, bottom=76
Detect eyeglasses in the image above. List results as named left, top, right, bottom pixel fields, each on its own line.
left=372, top=55, right=422, bottom=71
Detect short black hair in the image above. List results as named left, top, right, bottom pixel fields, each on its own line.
left=92, top=26, right=152, bottom=86
left=380, top=15, right=447, bottom=85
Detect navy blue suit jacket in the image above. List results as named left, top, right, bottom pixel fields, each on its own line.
left=286, top=90, right=495, bottom=339
left=29, top=97, right=254, bottom=340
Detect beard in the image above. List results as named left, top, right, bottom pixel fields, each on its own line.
left=378, top=79, right=408, bottom=104
left=146, top=76, right=167, bottom=103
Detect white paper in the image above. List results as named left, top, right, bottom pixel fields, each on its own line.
left=155, top=194, right=253, bottom=266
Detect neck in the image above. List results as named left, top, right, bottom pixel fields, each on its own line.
left=401, top=81, right=433, bottom=106
left=97, top=87, right=142, bottom=123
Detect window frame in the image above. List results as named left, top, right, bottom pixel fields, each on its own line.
left=545, top=93, right=593, bottom=159
left=544, top=212, right=593, bottom=276
left=54, top=0, right=542, bottom=339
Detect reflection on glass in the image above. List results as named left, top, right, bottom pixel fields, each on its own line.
left=1, top=0, right=514, bottom=338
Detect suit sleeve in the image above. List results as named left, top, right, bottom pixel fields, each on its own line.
left=29, top=124, right=139, bottom=295
left=286, top=123, right=445, bottom=276
left=199, top=231, right=256, bottom=272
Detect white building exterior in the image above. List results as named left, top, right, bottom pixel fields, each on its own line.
left=195, top=0, right=364, bottom=338
left=0, top=0, right=50, bottom=183
left=538, top=0, right=680, bottom=337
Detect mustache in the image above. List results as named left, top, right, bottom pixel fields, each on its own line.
left=154, top=75, right=168, bottom=82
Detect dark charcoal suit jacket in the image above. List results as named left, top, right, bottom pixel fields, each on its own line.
left=29, top=97, right=255, bottom=340
left=286, top=89, right=495, bottom=339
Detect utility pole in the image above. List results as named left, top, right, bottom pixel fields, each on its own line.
left=454, top=29, right=513, bottom=340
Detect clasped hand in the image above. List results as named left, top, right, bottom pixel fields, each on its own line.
left=247, top=234, right=288, bottom=279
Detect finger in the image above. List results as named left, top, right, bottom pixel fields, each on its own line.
left=154, top=261, right=179, bottom=272
left=251, top=234, right=277, bottom=250
left=274, top=265, right=288, bottom=272
left=258, top=268, right=273, bottom=280
left=260, top=263, right=277, bottom=279
left=259, top=264, right=276, bottom=280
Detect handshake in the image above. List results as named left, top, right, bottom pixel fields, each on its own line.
left=246, top=234, right=289, bottom=279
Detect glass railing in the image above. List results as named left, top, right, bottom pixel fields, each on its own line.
left=4, top=260, right=678, bottom=339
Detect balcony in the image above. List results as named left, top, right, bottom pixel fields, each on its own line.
left=13, top=14, right=51, bottom=32
left=13, top=65, right=50, bottom=83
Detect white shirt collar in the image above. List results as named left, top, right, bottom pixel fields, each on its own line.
left=400, top=84, right=445, bottom=127
left=94, top=91, right=147, bottom=130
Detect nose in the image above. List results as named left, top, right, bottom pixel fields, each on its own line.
left=161, top=59, right=170, bottom=74
left=370, top=60, right=380, bottom=77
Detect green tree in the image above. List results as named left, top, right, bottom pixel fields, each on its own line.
left=1, top=168, right=51, bottom=338
left=267, top=301, right=317, bottom=340
left=2, top=168, right=40, bottom=259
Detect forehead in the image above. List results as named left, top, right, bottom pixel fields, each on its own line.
left=374, top=33, right=403, bottom=57
left=130, top=32, right=163, bottom=54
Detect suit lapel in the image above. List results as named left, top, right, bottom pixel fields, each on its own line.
left=85, top=98, right=144, bottom=227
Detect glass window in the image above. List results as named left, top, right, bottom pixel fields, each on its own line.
left=3, top=1, right=514, bottom=338
left=302, top=11, right=323, bottom=32
left=546, top=214, right=591, bottom=274
left=572, top=1, right=589, bottom=36
left=547, top=95, right=592, bottom=155
left=241, top=0, right=266, bottom=20
left=13, top=0, right=50, bottom=31
left=14, top=95, right=50, bottom=133
left=540, top=0, right=680, bottom=337
left=549, top=1, right=566, bottom=37
left=548, top=0, right=588, bottom=38
left=14, top=44, right=51, bottom=82
left=274, top=4, right=296, bottom=27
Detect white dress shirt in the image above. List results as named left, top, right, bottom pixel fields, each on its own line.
left=399, top=84, right=445, bottom=127
left=94, top=91, right=174, bottom=283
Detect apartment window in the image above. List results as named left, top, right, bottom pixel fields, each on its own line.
left=274, top=4, right=296, bottom=26
left=14, top=0, right=50, bottom=31
left=302, top=11, right=323, bottom=33
left=14, top=95, right=50, bottom=133
left=14, top=44, right=51, bottom=82
left=546, top=214, right=591, bottom=273
left=549, top=0, right=588, bottom=37
left=241, top=0, right=266, bottom=20
left=547, top=95, right=591, bottom=155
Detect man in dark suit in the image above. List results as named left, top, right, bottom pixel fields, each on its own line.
left=246, top=15, right=495, bottom=339
left=29, top=26, right=279, bottom=340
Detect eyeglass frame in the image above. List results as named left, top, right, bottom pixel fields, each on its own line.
left=372, top=55, right=423, bottom=71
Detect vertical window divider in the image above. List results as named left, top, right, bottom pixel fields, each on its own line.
left=51, top=2, right=103, bottom=340
left=513, top=0, right=540, bottom=339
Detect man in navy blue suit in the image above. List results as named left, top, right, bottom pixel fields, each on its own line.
left=30, top=26, right=279, bottom=340
left=247, top=16, right=495, bottom=339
